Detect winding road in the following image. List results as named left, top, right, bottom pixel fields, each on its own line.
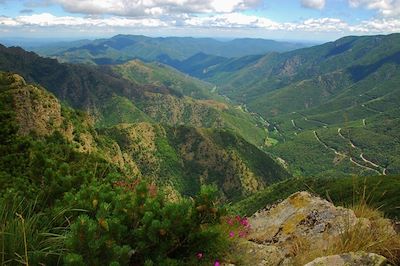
left=291, top=119, right=302, bottom=131
left=360, top=153, right=387, bottom=175
left=313, top=131, right=345, bottom=156
left=350, top=158, right=381, bottom=174
left=338, top=128, right=356, bottom=148
left=337, top=128, right=387, bottom=175
left=337, top=128, right=346, bottom=140
left=360, top=153, right=380, bottom=168
left=361, top=104, right=383, bottom=114
left=313, top=130, right=382, bottom=174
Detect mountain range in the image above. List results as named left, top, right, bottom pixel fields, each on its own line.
left=0, top=44, right=291, bottom=200
left=0, top=70, right=289, bottom=201
left=1, top=33, right=400, bottom=265
left=2, top=33, right=400, bottom=178
left=29, top=34, right=308, bottom=65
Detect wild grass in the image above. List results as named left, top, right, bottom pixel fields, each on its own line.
left=0, top=198, right=68, bottom=265
left=292, top=180, right=400, bottom=265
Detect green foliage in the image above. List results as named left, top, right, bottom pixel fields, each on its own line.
left=61, top=180, right=135, bottom=266
left=201, top=33, right=400, bottom=178
left=0, top=198, right=66, bottom=265
left=63, top=181, right=228, bottom=265
left=113, top=60, right=216, bottom=100
left=154, top=133, right=184, bottom=185
left=96, top=95, right=153, bottom=128
left=232, top=175, right=400, bottom=219
left=0, top=129, right=121, bottom=208
left=0, top=43, right=272, bottom=149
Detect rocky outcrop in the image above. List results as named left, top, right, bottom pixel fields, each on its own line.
left=232, top=191, right=396, bottom=266
left=304, top=252, right=388, bottom=266
left=3, top=73, right=108, bottom=156
left=9, top=74, right=64, bottom=137
left=235, top=240, right=284, bottom=266
left=248, top=191, right=357, bottom=252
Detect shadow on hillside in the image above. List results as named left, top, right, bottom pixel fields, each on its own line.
left=349, top=51, right=400, bottom=81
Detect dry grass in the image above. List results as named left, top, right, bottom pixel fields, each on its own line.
left=331, top=216, right=400, bottom=264
left=291, top=199, right=400, bottom=265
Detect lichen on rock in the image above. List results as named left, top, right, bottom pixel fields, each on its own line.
left=248, top=191, right=357, bottom=252
left=304, top=251, right=389, bottom=266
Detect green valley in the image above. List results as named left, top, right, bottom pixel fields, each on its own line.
left=0, top=44, right=269, bottom=147
left=1, top=32, right=400, bottom=266
left=189, top=33, right=400, bottom=177
left=0, top=71, right=288, bottom=199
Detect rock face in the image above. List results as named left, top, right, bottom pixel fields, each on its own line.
left=8, top=74, right=64, bottom=137
left=248, top=191, right=357, bottom=252
left=304, top=252, right=388, bottom=266
left=236, top=241, right=284, bottom=266
left=230, top=191, right=394, bottom=266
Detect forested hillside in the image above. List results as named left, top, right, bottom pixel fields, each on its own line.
left=0, top=71, right=288, bottom=199
left=0, top=71, right=289, bottom=264
left=0, top=44, right=269, bottom=147
left=195, top=34, right=400, bottom=177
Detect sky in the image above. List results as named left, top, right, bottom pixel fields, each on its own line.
left=0, top=0, right=399, bottom=42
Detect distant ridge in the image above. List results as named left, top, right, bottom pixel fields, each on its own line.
left=28, top=34, right=309, bottom=65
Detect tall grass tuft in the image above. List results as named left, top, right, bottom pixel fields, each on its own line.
left=292, top=179, right=400, bottom=265
left=0, top=198, right=67, bottom=265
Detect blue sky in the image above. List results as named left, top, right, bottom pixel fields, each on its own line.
left=0, top=0, right=399, bottom=41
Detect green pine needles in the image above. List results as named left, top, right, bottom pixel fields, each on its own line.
left=63, top=181, right=228, bottom=265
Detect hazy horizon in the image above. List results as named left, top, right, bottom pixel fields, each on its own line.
left=0, top=34, right=327, bottom=48
left=1, top=0, right=399, bottom=42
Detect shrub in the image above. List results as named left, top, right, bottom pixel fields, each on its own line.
left=62, top=180, right=230, bottom=265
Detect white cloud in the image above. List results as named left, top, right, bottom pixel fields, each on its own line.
left=183, top=13, right=282, bottom=29
left=0, top=16, right=20, bottom=26
left=290, top=18, right=348, bottom=31
left=2, top=13, right=167, bottom=27
left=301, top=0, right=326, bottom=9
left=49, top=0, right=262, bottom=16
left=350, top=17, right=400, bottom=32
left=349, top=0, right=400, bottom=17
left=1, top=12, right=399, bottom=35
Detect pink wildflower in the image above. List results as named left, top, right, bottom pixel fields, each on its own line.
left=239, top=231, right=247, bottom=238
left=229, top=231, right=235, bottom=238
left=241, top=218, right=249, bottom=227
left=214, top=260, right=220, bottom=266
left=196, top=252, right=203, bottom=259
left=226, top=218, right=234, bottom=226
